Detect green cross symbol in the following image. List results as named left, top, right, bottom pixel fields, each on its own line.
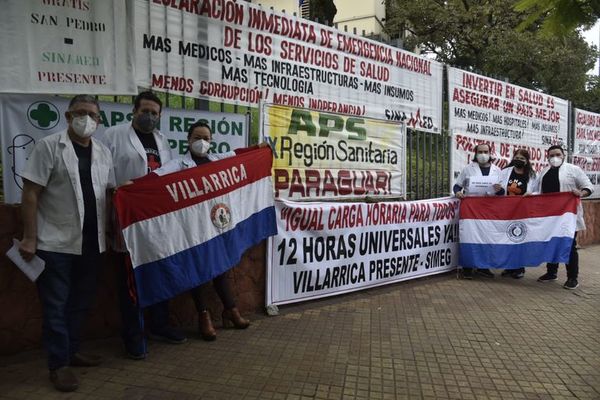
left=29, top=102, right=59, bottom=129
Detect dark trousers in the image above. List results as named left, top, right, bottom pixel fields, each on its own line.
left=546, top=233, right=579, bottom=279
left=36, top=249, right=101, bottom=370
left=115, top=253, right=170, bottom=354
left=190, top=272, right=235, bottom=312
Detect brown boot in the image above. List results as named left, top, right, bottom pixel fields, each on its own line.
left=198, top=310, right=217, bottom=341
left=49, top=366, right=79, bottom=392
left=222, top=307, right=250, bottom=329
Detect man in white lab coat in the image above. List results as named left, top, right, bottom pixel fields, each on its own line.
left=100, top=91, right=186, bottom=360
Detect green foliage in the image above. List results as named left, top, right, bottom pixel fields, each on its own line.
left=386, top=0, right=600, bottom=112
left=515, top=0, right=600, bottom=35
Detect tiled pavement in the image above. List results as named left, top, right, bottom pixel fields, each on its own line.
left=1, top=246, right=599, bottom=400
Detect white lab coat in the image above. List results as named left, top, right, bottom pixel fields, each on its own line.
left=533, top=162, right=594, bottom=231
left=98, top=123, right=173, bottom=185
left=152, top=151, right=236, bottom=176
left=21, top=130, right=115, bottom=254
left=455, top=162, right=501, bottom=195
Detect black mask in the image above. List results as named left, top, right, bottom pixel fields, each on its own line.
left=136, top=112, right=159, bottom=133
left=513, top=159, right=526, bottom=168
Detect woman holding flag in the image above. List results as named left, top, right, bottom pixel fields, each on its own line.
left=453, top=143, right=501, bottom=279
left=147, top=121, right=267, bottom=340
left=493, top=149, right=538, bottom=279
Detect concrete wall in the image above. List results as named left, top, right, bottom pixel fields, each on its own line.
left=1, top=200, right=599, bottom=355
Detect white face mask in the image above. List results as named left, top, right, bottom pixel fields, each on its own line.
left=190, top=139, right=211, bottom=157
left=71, top=115, right=97, bottom=138
left=549, top=156, right=563, bottom=168
left=476, top=153, right=490, bottom=164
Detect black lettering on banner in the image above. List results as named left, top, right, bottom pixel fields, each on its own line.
left=292, top=262, right=366, bottom=294
left=303, top=234, right=356, bottom=263
left=368, top=254, right=420, bottom=280
left=277, top=237, right=297, bottom=265
left=425, top=248, right=452, bottom=269
left=443, top=223, right=458, bottom=243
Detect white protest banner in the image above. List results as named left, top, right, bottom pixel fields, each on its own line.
left=0, top=0, right=136, bottom=95
left=134, top=0, right=443, bottom=133
left=448, top=67, right=569, bottom=183
left=266, top=197, right=459, bottom=306
left=263, top=104, right=406, bottom=201
left=0, top=94, right=248, bottom=204
left=573, top=108, right=600, bottom=199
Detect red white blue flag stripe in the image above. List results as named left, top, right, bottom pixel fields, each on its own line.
left=459, top=193, right=578, bottom=269
left=114, top=147, right=277, bottom=307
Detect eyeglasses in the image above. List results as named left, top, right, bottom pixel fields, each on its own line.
left=68, top=110, right=100, bottom=121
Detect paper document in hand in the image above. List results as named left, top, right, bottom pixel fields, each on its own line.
left=466, top=176, right=499, bottom=196
left=6, top=238, right=45, bottom=282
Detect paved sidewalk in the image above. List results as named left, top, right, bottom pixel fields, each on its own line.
left=1, top=246, right=599, bottom=400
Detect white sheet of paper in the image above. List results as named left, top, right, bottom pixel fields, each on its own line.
left=6, top=238, right=45, bottom=282
left=466, top=176, right=499, bottom=196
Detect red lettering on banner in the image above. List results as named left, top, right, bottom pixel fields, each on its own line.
left=452, top=88, right=500, bottom=110
left=248, top=8, right=317, bottom=43
left=274, top=168, right=392, bottom=199
left=454, top=134, right=497, bottom=155
left=462, top=73, right=503, bottom=96
left=199, top=81, right=265, bottom=103
left=273, top=93, right=305, bottom=107
left=409, top=203, right=431, bottom=222
left=576, top=111, right=600, bottom=127
left=327, top=204, right=364, bottom=230
left=518, top=88, right=544, bottom=106
left=359, top=61, right=389, bottom=82
left=307, top=99, right=365, bottom=116
left=365, top=203, right=407, bottom=225
left=280, top=41, right=339, bottom=69
left=280, top=206, right=324, bottom=231
left=153, top=0, right=244, bottom=24
left=432, top=202, right=457, bottom=221
left=152, top=73, right=194, bottom=93
left=37, top=71, right=106, bottom=85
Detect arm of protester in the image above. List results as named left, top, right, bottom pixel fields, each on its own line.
left=19, top=180, right=44, bottom=261
left=493, top=183, right=505, bottom=195
left=573, top=167, right=593, bottom=198
left=453, top=184, right=465, bottom=199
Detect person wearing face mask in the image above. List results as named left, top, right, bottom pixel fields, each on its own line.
left=19, top=95, right=115, bottom=392
left=533, top=145, right=593, bottom=289
left=100, top=91, right=186, bottom=360
left=454, top=143, right=501, bottom=279
left=493, top=149, right=539, bottom=279
left=142, top=121, right=267, bottom=340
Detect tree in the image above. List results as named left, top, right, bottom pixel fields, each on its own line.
left=515, top=0, right=600, bottom=35
left=385, top=0, right=600, bottom=112
left=309, top=0, right=337, bottom=26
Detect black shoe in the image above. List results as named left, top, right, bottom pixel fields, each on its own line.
left=563, top=279, right=579, bottom=290
left=70, top=352, right=102, bottom=367
left=125, top=349, right=146, bottom=360
left=148, top=327, right=187, bottom=344
left=477, top=269, right=495, bottom=278
left=462, top=269, right=473, bottom=280
left=537, top=273, right=558, bottom=282
left=49, top=367, right=79, bottom=392
left=512, top=271, right=525, bottom=279
left=501, top=270, right=513, bottom=277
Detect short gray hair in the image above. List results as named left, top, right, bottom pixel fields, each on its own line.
left=68, top=95, right=99, bottom=110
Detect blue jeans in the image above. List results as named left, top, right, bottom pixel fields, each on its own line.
left=36, top=249, right=101, bottom=370
left=116, top=253, right=170, bottom=355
